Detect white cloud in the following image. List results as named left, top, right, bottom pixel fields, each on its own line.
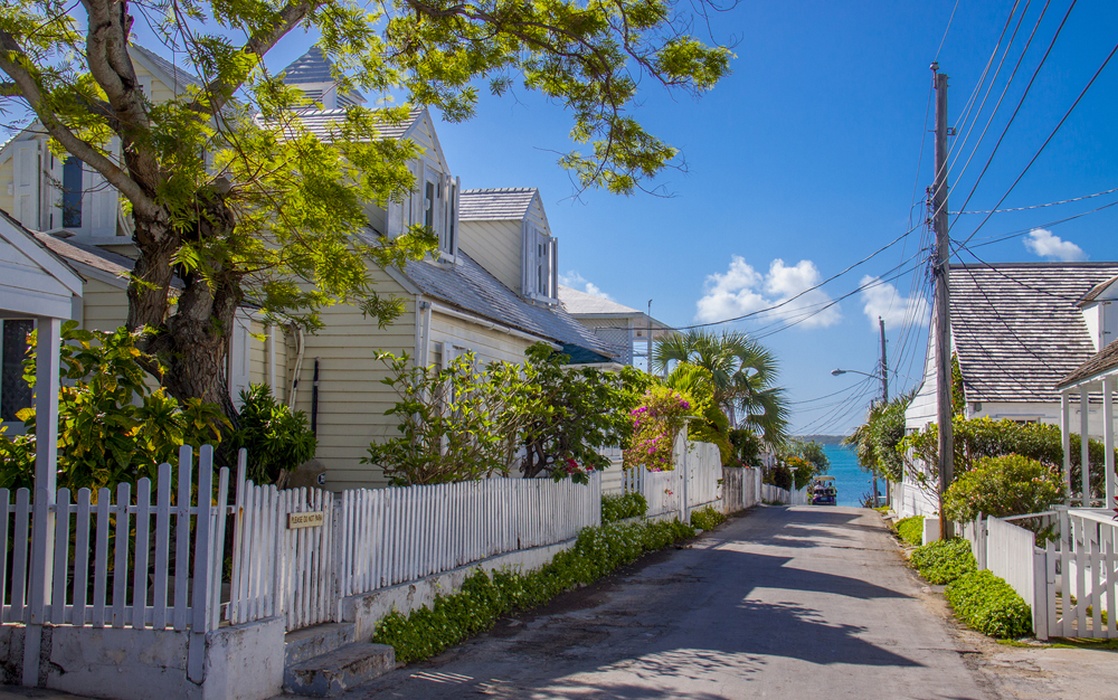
left=1024, top=228, right=1086, bottom=262
left=559, top=270, right=612, bottom=299
left=858, top=275, right=930, bottom=329
left=695, top=256, right=841, bottom=328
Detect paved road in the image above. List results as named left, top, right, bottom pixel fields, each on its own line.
left=346, top=506, right=991, bottom=700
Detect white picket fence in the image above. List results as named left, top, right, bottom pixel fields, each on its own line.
left=0, top=445, right=234, bottom=633
left=226, top=471, right=601, bottom=631
left=760, top=483, right=808, bottom=505
left=621, top=437, right=726, bottom=521
left=722, top=467, right=763, bottom=513
left=963, top=508, right=1118, bottom=640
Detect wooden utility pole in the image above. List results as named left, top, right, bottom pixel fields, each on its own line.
left=875, top=316, right=888, bottom=507
left=931, top=64, right=955, bottom=538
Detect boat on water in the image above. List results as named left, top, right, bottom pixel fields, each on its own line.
left=810, top=475, right=837, bottom=506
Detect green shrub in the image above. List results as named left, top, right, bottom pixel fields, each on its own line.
left=910, top=538, right=977, bottom=585
left=945, top=570, right=1032, bottom=639
left=373, top=518, right=696, bottom=663
left=894, top=515, right=925, bottom=547
left=690, top=506, right=726, bottom=531
left=232, top=384, right=317, bottom=485
left=601, top=492, right=648, bottom=523
left=943, top=454, right=1062, bottom=522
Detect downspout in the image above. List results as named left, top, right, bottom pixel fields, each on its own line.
left=288, top=326, right=305, bottom=410
left=417, top=297, right=432, bottom=367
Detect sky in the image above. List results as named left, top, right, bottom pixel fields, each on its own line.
left=20, top=1, right=1118, bottom=437
left=405, top=0, right=1118, bottom=437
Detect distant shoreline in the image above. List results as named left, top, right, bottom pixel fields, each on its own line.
left=795, top=434, right=850, bottom=446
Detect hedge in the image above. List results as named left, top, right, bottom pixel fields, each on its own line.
left=894, top=515, right=924, bottom=547
left=909, top=538, right=977, bottom=585
left=945, top=570, right=1032, bottom=639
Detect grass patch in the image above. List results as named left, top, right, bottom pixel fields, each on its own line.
left=690, top=506, right=726, bottom=531
left=894, top=515, right=925, bottom=546
left=910, top=538, right=977, bottom=585
left=945, top=570, right=1032, bottom=639
left=373, top=518, right=696, bottom=664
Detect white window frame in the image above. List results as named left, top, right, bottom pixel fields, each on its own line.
left=522, top=223, right=558, bottom=303
left=0, top=318, right=35, bottom=430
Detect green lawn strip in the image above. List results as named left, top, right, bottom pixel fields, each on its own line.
left=373, top=518, right=696, bottom=664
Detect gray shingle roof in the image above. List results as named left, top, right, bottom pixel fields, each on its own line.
left=281, top=108, right=421, bottom=142
left=33, top=232, right=133, bottom=280
left=459, top=189, right=537, bottom=221
left=401, top=253, right=616, bottom=361
left=1058, top=338, right=1118, bottom=389
left=950, top=262, right=1118, bottom=404
left=280, top=46, right=333, bottom=84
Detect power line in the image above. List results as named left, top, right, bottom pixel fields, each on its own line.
left=952, top=186, right=1118, bottom=214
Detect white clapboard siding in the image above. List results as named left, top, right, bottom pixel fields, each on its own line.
left=1, top=446, right=235, bottom=632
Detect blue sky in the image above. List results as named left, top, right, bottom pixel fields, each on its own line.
left=401, top=0, right=1118, bottom=436
left=19, top=1, right=1116, bottom=437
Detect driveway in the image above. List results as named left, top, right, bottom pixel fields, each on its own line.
left=344, top=506, right=991, bottom=699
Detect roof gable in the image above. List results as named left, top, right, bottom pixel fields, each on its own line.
left=949, top=262, right=1118, bottom=404
left=0, top=210, right=83, bottom=318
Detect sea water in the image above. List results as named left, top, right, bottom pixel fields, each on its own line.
left=820, top=443, right=878, bottom=508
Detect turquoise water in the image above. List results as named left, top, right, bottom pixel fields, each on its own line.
left=820, top=444, right=878, bottom=508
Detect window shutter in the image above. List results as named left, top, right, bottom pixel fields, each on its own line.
left=227, top=313, right=253, bottom=408
left=549, top=237, right=559, bottom=300
left=87, top=168, right=119, bottom=237
left=12, top=142, right=40, bottom=229
left=521, top=221, right=533, bottom=296
left=386, top=200, right=403, bottom=237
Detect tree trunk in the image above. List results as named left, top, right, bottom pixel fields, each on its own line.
left=126, top=191, right=243, bottom=422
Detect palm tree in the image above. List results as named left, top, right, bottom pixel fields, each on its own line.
left=653, top=330, right=788, bottom=447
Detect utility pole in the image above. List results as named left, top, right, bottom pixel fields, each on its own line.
left=931, top=64, right=955, bottom=539
left=874, top=316, right=888, bottom=507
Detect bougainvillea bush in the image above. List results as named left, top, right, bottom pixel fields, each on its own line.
left=622, top=386, right=693, bottom=472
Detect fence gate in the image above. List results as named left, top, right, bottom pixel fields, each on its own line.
left=1040, top=536, right=1118, bottom=640
left=228, top=482, right=339, bottom=631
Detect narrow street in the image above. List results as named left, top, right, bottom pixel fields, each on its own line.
left=343, top=506, right=992, bottom=699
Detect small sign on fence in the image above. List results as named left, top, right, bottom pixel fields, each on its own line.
left=287, top=511, right=325, bottom=529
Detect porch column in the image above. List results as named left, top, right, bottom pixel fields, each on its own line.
left=1080, top=387, right=1091, bottom=504
left=1105, top=376, right=1115, bottom=508
left=1061, top=392, right=1072, bottom=499
left=25, top=316, right=61, bottom=685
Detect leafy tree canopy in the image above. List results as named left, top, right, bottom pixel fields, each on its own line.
left=0, top=0, right=731, bottom=415
left=844, top=394, right=909, bottom=482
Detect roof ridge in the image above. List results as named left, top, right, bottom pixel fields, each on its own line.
left=461, top=187, right=537, bottom=194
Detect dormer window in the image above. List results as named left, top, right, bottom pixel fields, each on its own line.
left=523, top=224, right=557, bottom=303
left=414, top=167, right=459, bottom=260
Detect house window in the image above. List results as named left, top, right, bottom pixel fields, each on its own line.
left=62, top=157, right=83, bottom=228
left=524, top=225, right=557, bottom=302
left=1, top=320, right=34, bottom=423
left=424, top=180, right=437, bottom=230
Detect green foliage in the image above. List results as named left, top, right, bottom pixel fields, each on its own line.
left=690, top=506, right=726, bottom=531
left=0, top=0, right=730, bottom=411
left=601, top=492, right=648, bottom=523
left=367, top=345, right=644, bottom=485
left=728, top=428, right=764, bottom=466
left=231, top=384, right=317, bottom=485
left=945, top=570, right=1033, bottom=639
left=0, top=323, right=228, bottom=492
left=910, top=538, right=977, bottom=585
left=943, top=454, right=1062, bottom=522
left=373, top=518, right=696, bottom=663
left=664, top=362, right=733, bottom=464
left=845, top=394, right=909, bottom=481
left=364, top=351, right=523, bottom=485
left=516, top=345, right=647, bottom=480
left=654, top=330, right=788, bottom=448
left=894, top=515, right=925, bottom=547
left=900, top=416, right=1115, bottom=497
left=623, top=385, right=694, bottom=472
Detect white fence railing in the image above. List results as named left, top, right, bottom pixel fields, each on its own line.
left=227, top=472, right=601, bottom=631
left=0, top=445, right=233, bottom=634
left=721, top=467, right=762, bottom=513
left=621, top=438, right=727, bottom=520
left=760, top=483, right=808, bottom=505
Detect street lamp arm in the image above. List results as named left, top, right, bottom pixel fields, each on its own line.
left=830, top=368, right=876, bottom=379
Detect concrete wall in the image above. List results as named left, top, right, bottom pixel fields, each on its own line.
left=2, top=617, right=285, bottom=700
